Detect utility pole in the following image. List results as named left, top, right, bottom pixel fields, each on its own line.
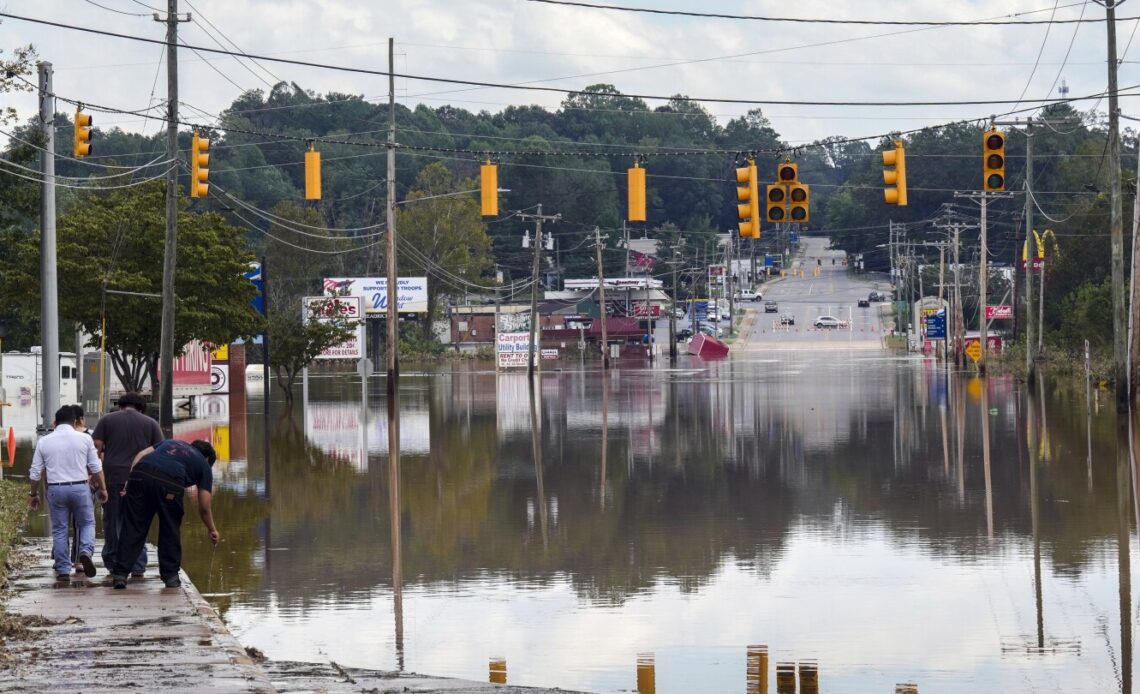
left=669, top=245, right=681, bottom=362
left=385, top=36, right=398, bottom=400
left=1131, top=122, right=1140, bottom=397
left=1106, top=0, right=1128, bottom=408
left=938, top=243, right=946, bottom=361
left=519, top=206, right=560, bottom=379
left=979, top=193, right=988, bottom=375
left=1024, top=118, right=1037, bottom=385
left=37, top=62, right=58, bottom=431
left=594, top=227, right=610, bottom=369
left=726, top=235, right=735, bottom=336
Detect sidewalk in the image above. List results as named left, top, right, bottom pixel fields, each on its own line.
left=2, top=538, right=585, bottom=694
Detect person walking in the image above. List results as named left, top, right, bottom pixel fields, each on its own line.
left=111, top=439, right=219, bottom=590
left=28, top=406, right=109, bottom=580
left=93, top=392, right=163, bottom=577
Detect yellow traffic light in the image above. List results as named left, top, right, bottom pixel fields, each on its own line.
left=190, top=130, right=209, bottom=198
left=766, top=184, right=786, bottom=222
left=983, top=128, right=1005, bottom=192
left=73, top=109, right=92, bottom=158
left=883, top=139, right=908, bottom=206
left=777, top=161, right=797, bottom=184
left=628, top=161, right=646, bottom=222
left=304, top=143, right=321, bottom=201
left=788, top=183, right=810, bottom=223
left=735, top=160, right=760, bottom=238
left=480, top=160, right=498, bottom=217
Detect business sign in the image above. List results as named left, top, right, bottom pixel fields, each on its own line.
left=925, top=313, right=946, bottom=340
left=323, top=277, right=429, bottom=313
left=985, top=305, right=1013, bottom=320
left=632, top=304, right=662, bottom=317
left=303, top=296, right=364, bottom=360
left=173, top=340, right=212, bottom=397
left=497, top=332, right=534, bottom=368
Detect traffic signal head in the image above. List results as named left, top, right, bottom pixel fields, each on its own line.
left=777, top=162, right=797, bottom=183
left=735, top=161, right=760, bottom=238
left=190, top=130, right=209, bottom=198
left=628, top=162, right=646, bottom=222
left=788, top=183, right=810, bottom=223
left=983, top=128, right=1005, bottom=192
left=766, top=184, right=787, bottom=222
left=882, top=140, right=908, bottom=206
left=481, top=161, right=498, bottom=217
left=304, top=143, right=321, bottom=201
left=73, top=110, right=92, bottom=158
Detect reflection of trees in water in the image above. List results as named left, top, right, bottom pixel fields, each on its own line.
left=196, top=368, right=1138, bottom=611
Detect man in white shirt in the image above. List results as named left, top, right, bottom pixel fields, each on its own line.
left=28, top=406, right=109, bottom=580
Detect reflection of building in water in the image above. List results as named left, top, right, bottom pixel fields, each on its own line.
left=304, top=402, right=367, bottom=471
left=746, top=645, right=768, bottom=694
left=488, top=657, right=506, bottom=684
left=775, top=661, right=796, bottom=694
left=636, top=652, right=655, bottom=694
left=896, top=684, right=919, bottom=694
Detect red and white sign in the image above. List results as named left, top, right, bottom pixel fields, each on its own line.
left=172, top=340, right=212, bottom=397
left=303, top=296, right=364, bottom=360
left=1019, top=258, right=1046, bottom=272
left=985, top=305, right=1013, bottom=320
left=964, top=335, right=1004, bottom=351
left=632, top=304, right=663, bottom=317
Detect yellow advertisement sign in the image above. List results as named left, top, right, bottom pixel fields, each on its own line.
left=211, top=344, right=229, bottom=362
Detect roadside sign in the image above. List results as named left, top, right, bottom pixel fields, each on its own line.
left=925, top=313, right=946, bottom=339
left=965, top=339, right=982, bottom=362
left=985, top=305, right=1013, bottom=320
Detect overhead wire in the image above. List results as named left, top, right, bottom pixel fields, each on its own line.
left=83, top=0, right=149, bottom=17
left=183, top=0, right=280, bottom=88
left=1013, top=0, right=1062, bottom=112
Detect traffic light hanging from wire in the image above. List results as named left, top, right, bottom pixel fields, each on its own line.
left=983, top=128, right=1005, bottom=192
left=777, top=161, right=797, bottom=184
left=480, top=160, right=498, bottom=217
left=789, top=183, right=810, bottom=222
left=882, top=139, right=908, bottom=206
left=73, top=109, right=92, bottom=158
left=766, top=185, right=786, bottom=222
left=628, top=161, right=646, bottom=222
left=304, top=142, right=321, bottom=201
left=735, top=159, right=760, bottom=238
left=190, top=130, right=209, bottom=198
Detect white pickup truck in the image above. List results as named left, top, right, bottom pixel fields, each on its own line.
left=735, top=289, right=763, bottom=302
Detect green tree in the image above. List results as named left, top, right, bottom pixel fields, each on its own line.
left=395, top=162, right=493, bottom=337
left=267, top=308, right=356, bottom=404
left=0, top=181, right=263, bottom=392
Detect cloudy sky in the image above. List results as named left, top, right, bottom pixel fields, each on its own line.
left=0, top=1, right=1134, bottom=144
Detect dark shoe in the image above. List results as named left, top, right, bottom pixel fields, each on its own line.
left=56, top=574, right=70, bottom=582
left=130, top=571, right=145, bottom=578
left=79, top=554, right=97, bottom=578
left=112, top=576, right=127, bottom=590
left=163, top=578, right=182, bottom=588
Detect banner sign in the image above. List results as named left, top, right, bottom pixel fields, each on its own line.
left=985, top=305, right=1013, bottom=320
left=323, top=277, right=428, bottom=313
left=303, top=296, right=364, bottom=360
left=497, top=332, right=534, bottom=368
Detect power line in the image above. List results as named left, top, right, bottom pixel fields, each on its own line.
left=82, top=0, right=149, bottom=17
left=525, top=0, right=1119, bottom=25
left=4, top=11, right=1138, bottom=108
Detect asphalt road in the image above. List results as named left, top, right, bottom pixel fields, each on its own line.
left=737, top=236, right=892, bottom=351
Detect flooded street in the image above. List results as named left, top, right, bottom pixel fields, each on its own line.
left=10, top=354, right=1139, bottom=693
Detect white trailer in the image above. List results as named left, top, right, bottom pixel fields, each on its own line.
left=1, top=348, right=79, bottom=418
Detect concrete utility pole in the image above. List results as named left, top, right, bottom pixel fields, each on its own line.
left=726, top=235, right=735, bottom=336
left=157, top=2, right=189, bottom=432
left=1024, top=118, right=1037, bottom=385
left=594, top=227, right=610, bottom=369
left=669, top=245, right=682, bottom=362
left=1106, top=0, right=1128, bottom=408
left=979, top=193, right=989, bottom=375
left=386, top=36, right=398, bottom=400
left=1131, top=126, right=1140, bottom=397
left=37, top=62, right=58, bottom=431
left=518, top=206, right=560, bottom=379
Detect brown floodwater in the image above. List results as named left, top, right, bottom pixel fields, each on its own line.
left=10, top=353, right=1139, bottom=693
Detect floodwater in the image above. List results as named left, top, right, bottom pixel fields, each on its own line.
left=9, top=354, right=1140, bottom=693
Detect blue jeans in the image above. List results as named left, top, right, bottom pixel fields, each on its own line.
left=47, top=484, right=95, bottom=575
left=102, top=484, right=147, bottom=573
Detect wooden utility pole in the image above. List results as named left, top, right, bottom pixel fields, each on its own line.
left=1106, top=0, right=1128, bottom=408
left=1024, top=118, right=1037, bottom=385
left=386, top=37, right=398, bottom=399
left=1131, top=121, right=1140, bottom=398
left=157, top=2, right=189, bottom=432
left=595, top=227, right=609, bottom=369
left=726, top=235, right=735, bottom=336
left=516, top=206, right=559, bottom=379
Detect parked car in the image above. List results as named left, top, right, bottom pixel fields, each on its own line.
left=814, top=315, right=847, bottom=329
left=779, top=313, right=795, bottom=325
left=699, top=322, right=725, bottom=337
left=764, top=301, right=779, bottom=313
left=857, top=298, right=870, bottom=308
left=676, top=327, right=693, bottom=341
left=869, top=291, right=887, bottom=302
left=672, top=307, right=686, bottom=319
left=736, top=289, right=763, bottom=302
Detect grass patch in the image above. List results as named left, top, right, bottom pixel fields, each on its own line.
left=0, top=480, right=28, bottom=585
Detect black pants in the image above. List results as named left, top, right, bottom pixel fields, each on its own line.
left=112, top=466, right=184, bottom=582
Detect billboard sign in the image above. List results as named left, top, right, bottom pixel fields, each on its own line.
left=323, top=277, right=429, bottom=313
left=173, top=340, right=212, bottom=397
left=925, top=312, right=946, bottom=340
left=303, top=296, right=365, bottom=360
left=985, top=305, right=1013, bottom=320
left=497, top=332, right=534, bottom=368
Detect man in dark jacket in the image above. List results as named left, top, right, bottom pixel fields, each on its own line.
left=110, top=439, right=219, bottom=589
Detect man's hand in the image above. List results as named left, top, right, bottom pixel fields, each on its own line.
left=95, top=488, right=109, bottom=504
left=208, top=529, right=220, bottom=546
left=28, top=495, right=39, bottom=511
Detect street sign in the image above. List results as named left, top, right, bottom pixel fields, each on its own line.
left=985, top=305, right=1013, bottom=320
left=965, top=339, right=982, bottom=362
left=925, top=313, right=946, bottom=339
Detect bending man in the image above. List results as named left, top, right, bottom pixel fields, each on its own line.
left=111, top=439, right=219, bottom=590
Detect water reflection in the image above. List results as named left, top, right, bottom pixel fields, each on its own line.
left=6, top=355, right=1132, bottom=693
